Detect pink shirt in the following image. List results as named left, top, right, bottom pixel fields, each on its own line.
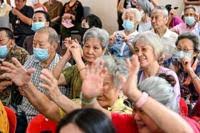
left=171, top=22, right=200, bottom=36
left=138, top=66, right=180, bottom=103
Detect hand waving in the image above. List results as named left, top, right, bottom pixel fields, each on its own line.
left=123, top=55, right=140, bottom=98
left=40, top=69, right=62, bottom=102
left=0, top=58, right=35, bottom=87
left=81, top=59, right=106, bottom=99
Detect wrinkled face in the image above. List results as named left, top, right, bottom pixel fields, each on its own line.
left=123, top=11, right=136, bottom=23
left=83, top=37, right=104, bottom=64
left=60, top=123, right=83, bottom=133
left=133, top=40, right=157, bottom=68
left=15, top=0, right=26, bottom=10
left=97, top=74, right=119, bottom=108
left=151, top=10, right=168, bottom=30
left=32, top=12, right=49, bottom=26
left=134, top=108, right=162, bottom=133
left=33, top=32, right=55, bottom=56
left=0, top=31, right=12, bottom=48
left=177, top=38, right=194, bottom=53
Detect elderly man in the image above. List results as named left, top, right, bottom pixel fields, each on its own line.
left=171, top=6, right=200, bottom=36
left=0, top=27, right=29, bottom=107
left=150, top=6, right=178, bottom=58
left=1, top=27, right=70, bottom=133
left=9, top=0, right=34, bottom=46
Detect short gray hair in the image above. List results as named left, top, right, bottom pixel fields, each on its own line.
left=138, top=76, right=179, bottom=113
left=133, top=31, right=164, bottom=60
left=83, top=27, right=109, bottom=49
left=122, top=8, right=142, bottom=22
left=101, top=55, right=128, bottom=89
left=36, top=27, right=59, bottom=45
left=151, top=6, right=169, bottom=18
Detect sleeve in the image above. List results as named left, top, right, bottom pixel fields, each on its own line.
left=25, top=6, right=34, bottom=19
left=74, top=2, right=84, bottom=23
left=184, top=117, right=200, bottom=133
left=62, top=66, right=75, bottom=85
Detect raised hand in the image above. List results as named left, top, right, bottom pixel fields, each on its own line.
left=69, top=39, right=83, bottom=62
left=0, top=58, right=35, bottom=87
left=123, top=55, right=140, bottom=98
left=40, top=69, right=62, bottom=102
left=81, top=59, right=106, bottom=99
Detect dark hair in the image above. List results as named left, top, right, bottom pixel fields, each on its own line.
left=158, top=73, right=176, bottom=87
left=0, top=27, right=14, bottom=39
left=85, top=14, right=102, bottom=28
left=184, top=5, right=196, bottom=12
left=175, top=32, right=200, bottom=52
left=56, top=108, right=115, bottom=133
left=34, top=10, right=51, bottom=24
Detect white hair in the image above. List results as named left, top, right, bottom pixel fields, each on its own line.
left=122, top=8, right=142, bottom=22
left=138, top=76, right=179, bottom=113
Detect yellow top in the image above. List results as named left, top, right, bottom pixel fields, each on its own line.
left=0, top=101, right=9, bottom=133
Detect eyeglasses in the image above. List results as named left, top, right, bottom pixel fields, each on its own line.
left=176, top=47, right=194, bottom=52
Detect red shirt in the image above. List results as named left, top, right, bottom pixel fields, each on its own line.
left=112, top=113, right=200, bottom=133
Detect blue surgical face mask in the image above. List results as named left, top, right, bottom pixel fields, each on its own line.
left=184, top=16, right=196, bottom=26
left=33, top=48, right=49, bottom=61
left=122, top=20, right=134, bottom=31
left=0, top=45, right=9, bottom=59
left=31, top=22, right=45, bottom=31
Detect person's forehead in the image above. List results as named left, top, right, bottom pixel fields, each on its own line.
left=34, top=32, right=49, bottom=41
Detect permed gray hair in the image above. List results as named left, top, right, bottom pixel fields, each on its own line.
left=132, top=31, right=164, bottom=60
left=122, top=8, right=142, bottom=23
left=176, top=32, right=200, bottom=52
left=101, top=55, right=128, bottom=89
left=36, top=27, right=59, bottom=45
left=83, top=27, right=109, bottom=49
left=138, top=76, right=179, bottom=113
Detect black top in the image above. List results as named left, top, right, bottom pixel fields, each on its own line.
left=9, top=5, right=34, bottom=36
left=62, top=0, right=84, bottom=26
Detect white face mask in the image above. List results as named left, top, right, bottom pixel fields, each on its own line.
left=172, top=50, right=193, bottom=62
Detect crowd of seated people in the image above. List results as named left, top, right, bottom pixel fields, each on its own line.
left=0, top=0, right=200, bottom=132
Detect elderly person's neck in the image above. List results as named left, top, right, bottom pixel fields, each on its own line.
left=154, top=26, right=168, bottom=37
left=41, top=51, right=56, bottom=68
left=143, top=61, right=160, bottom=78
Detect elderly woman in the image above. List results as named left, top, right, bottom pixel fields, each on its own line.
left=53, top=27, right=109, bottom=99
left=109, top=8, right=141, bottom=59
left=166, top=32, right=200, bottom=114
left=132, top=31, right=180, bottom=104
left=23, top=10, right=51, bottom=54
left=81, top=55, right=198, bottom=133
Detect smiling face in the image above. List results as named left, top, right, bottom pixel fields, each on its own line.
left=82, top=37, right=104, bottom=64
left=134, top=108, right=162, bottom=133
left=133, top=40, right=157, bottom=68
